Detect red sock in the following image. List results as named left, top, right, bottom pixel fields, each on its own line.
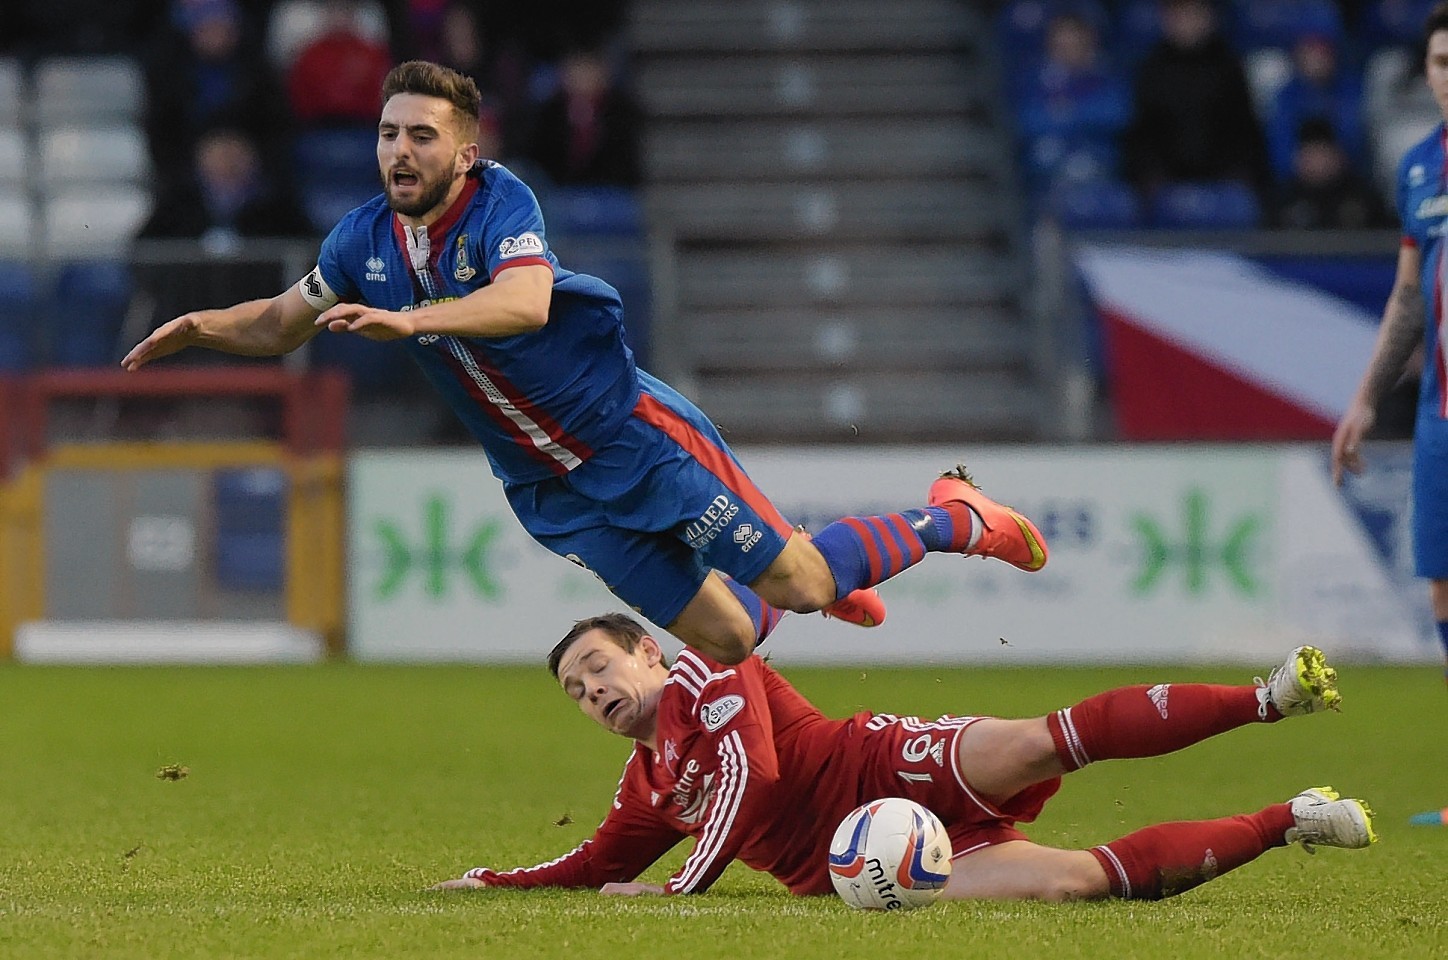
left=1089, top=804, right=1293, bottom=899
left=1047, top=683, right=1275, bottom=771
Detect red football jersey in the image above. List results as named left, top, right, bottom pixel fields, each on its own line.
left=468, top=650, right=1056, bottom=895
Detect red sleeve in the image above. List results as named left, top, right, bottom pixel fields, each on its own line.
left=664, top=654, right=780, bottom=895
left=467, top=752, right=684, bottom=890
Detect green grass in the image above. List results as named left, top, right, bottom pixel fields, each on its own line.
left=1, top=661, right=1445, bottom=959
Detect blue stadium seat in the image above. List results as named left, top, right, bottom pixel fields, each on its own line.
left=301, top=181, right=380, bottom=233
left=293, top=125, right=380, bottom=192
left=1361, top=0, right=1437, bottom=48
left=1050, top=177, right=1143, bottom=230
left=52, top=260, right=133, bottom=366
left=1231, top=0, right=1342, bottom=51
left=0, top=260, right=37, bottom=371
left=546, top=186, right=643, bottom=238
left=1149, top=180, right=1263, bottom=230
left=213, top=468, right=287, bottom=592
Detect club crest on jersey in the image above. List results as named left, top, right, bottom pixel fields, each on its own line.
left=700, top=694, right=745, bottom=732
left=365, top=256, right=387, bottom=282
left=1409, top=164, right=1427, bottom=188
left=454, top=234, right=477, bottom=281
left=498, top=232, right=545, bottom=259
left=1416, top=195, right=1448, bottom=220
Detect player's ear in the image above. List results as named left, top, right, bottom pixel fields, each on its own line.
left=639, top=634, right=663, bottom=667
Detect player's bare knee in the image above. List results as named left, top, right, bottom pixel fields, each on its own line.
left=708, top=629, right=753, bottom=664
left=1038, top=856, right=1110, bottom=901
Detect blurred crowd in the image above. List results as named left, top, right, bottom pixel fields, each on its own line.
left=1, top=0, right=643, bottom=248
left=998, top=0, right=1436, bottom=230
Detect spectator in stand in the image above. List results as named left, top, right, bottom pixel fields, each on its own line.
left=523, top=46, right=644, bottom=187
left=139, top=126, right=314, bottom=250
left=1017, top=11, right=1132, bottom=194
left=1273, top=117, right=1392, bottom=228
left=286, top=0, right=393, bottom=125
left=1266, top=32, right=1368, bottom=182
left=1121, top=0, right=1271, bottom=204
left=403, top=1, right=531, bottom=158
left=144, top=0, right=287, bottom=183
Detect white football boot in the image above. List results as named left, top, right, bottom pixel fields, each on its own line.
left=1255, top=645, right=1341, bottom=720
left=1286, top=786, right=1378, bottom=853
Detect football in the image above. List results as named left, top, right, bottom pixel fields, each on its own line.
left=827, top=797, right=953, bottom=910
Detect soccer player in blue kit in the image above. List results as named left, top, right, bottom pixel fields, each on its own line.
left=121, top=61, right=1049, bottom=664
left=1333, top=3, right=1448, bottom=686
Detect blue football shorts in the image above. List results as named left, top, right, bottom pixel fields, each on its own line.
left=1413, top=412, right=1448, bottom=579
left=504, top=377, right=795, bottom=626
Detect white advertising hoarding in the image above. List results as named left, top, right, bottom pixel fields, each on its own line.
left=347, top=445, right=1436, bottom=664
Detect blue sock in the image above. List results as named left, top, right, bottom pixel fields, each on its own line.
left=810, top=507, right=968, bottom=599
left=1437, top=621, right=1448, bottom=678
left=722, top=577, right=784, bottom=647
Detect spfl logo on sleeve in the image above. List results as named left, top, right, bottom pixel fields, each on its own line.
left=498, top=232, right=545, bottom=259
left=454, top=234, right=477, bottom=281
left=700, top=695, right=745, bottom=732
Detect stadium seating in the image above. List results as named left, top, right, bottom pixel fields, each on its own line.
left=0, top=58, right=23, bottom=129
left=547, top=186, right=644, bottom=237
left=213, top=468, right=288, bottom=592
left=1049, top=177, right=1143, bottom=229
left=42, top=185, right=151, bottom=259
left=1230, top=0, right=1342, bottom=51
left=1149, top=180, right=1263, bottom=229
left=32, top=56, right=145, bottom=126
left=292, top=125, right=380, bottom=192
left=51, top=260, right=134, bottom=367
left=0, top=188, right=36, bottom=259
left=39, top=125, right=151, bottom=189
left=0, top=128, right=27, bottom=190
left=265, top=0, right=390, bottom=69
left=0, top=261, right=38, bottom=371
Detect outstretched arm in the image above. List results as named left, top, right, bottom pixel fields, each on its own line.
left=430, top=754, right=684, bottom=893
left=121, top=286, right=322, bottom=371
left=315, top=263, right=553, bottom=341
left=1332, top=243, right=1424, bottom=484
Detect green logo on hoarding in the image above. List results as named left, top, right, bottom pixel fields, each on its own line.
left=373, top=495, right=502, bottom=599
left=1131, top=489, right=1260, bottom=596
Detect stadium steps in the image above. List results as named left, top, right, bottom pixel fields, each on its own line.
left=630, top=0, right=1039, bottom=440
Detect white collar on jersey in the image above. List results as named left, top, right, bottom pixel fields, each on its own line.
left=403, top=224, right=431, bottom=273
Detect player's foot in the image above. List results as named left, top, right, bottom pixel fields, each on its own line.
left=928, top=465, right=1048, bottom=572
left=822, top=588, right=886, bottom=627
left=1286, top=786, right=1377, bottom=852
left=1255, top=645, right=1340, bottom=720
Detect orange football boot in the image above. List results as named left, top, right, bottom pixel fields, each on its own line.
left=822, top=588, right=887, bottom=627
left=928, top=465, right=1048, bottom=572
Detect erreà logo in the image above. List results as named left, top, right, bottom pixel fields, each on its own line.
left=365, top=256, right=387, bottom=281
left=498, top=232, right=544, bottom=259
left=700, top=694, right=745, bottom=732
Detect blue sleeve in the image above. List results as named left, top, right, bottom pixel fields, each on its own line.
left=1395, top=149, right=1415, bottom=232
left=480, top=167, right=557, bottom=280
left=317, top=217, right=362, bottom=304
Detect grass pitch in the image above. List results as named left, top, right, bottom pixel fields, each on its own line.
left=1, top=659, right=1445, bottom=960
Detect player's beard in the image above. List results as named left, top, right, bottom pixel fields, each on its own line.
left=384, top=168, right=453, bottom=218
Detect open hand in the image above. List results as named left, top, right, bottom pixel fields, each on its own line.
left=600, top=882, right=665, bottom=897
left=121, top=314, right=202, bottom=371
left=316, top=303, right=416, bottom=341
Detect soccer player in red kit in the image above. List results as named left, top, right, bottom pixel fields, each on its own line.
left=432, top=614, right=1376, bottom=900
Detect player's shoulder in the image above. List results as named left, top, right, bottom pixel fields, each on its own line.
left=1398, top=124, right=1445, bottom=179
left=322, top=193, right=391, bottom=246
left=663, top=650, right=761, bottom=726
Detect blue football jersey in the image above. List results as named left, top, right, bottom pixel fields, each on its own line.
left=300, top=161, right=640, bottom=483
left=1396, top=124, right=1448, bottom=421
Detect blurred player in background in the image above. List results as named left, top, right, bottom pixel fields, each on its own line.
left=121, top=60, right=1050, bottom=666
left=432, top=613, right=1375, bottom=900
left=1332, top=2, right=1448, bottom=688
